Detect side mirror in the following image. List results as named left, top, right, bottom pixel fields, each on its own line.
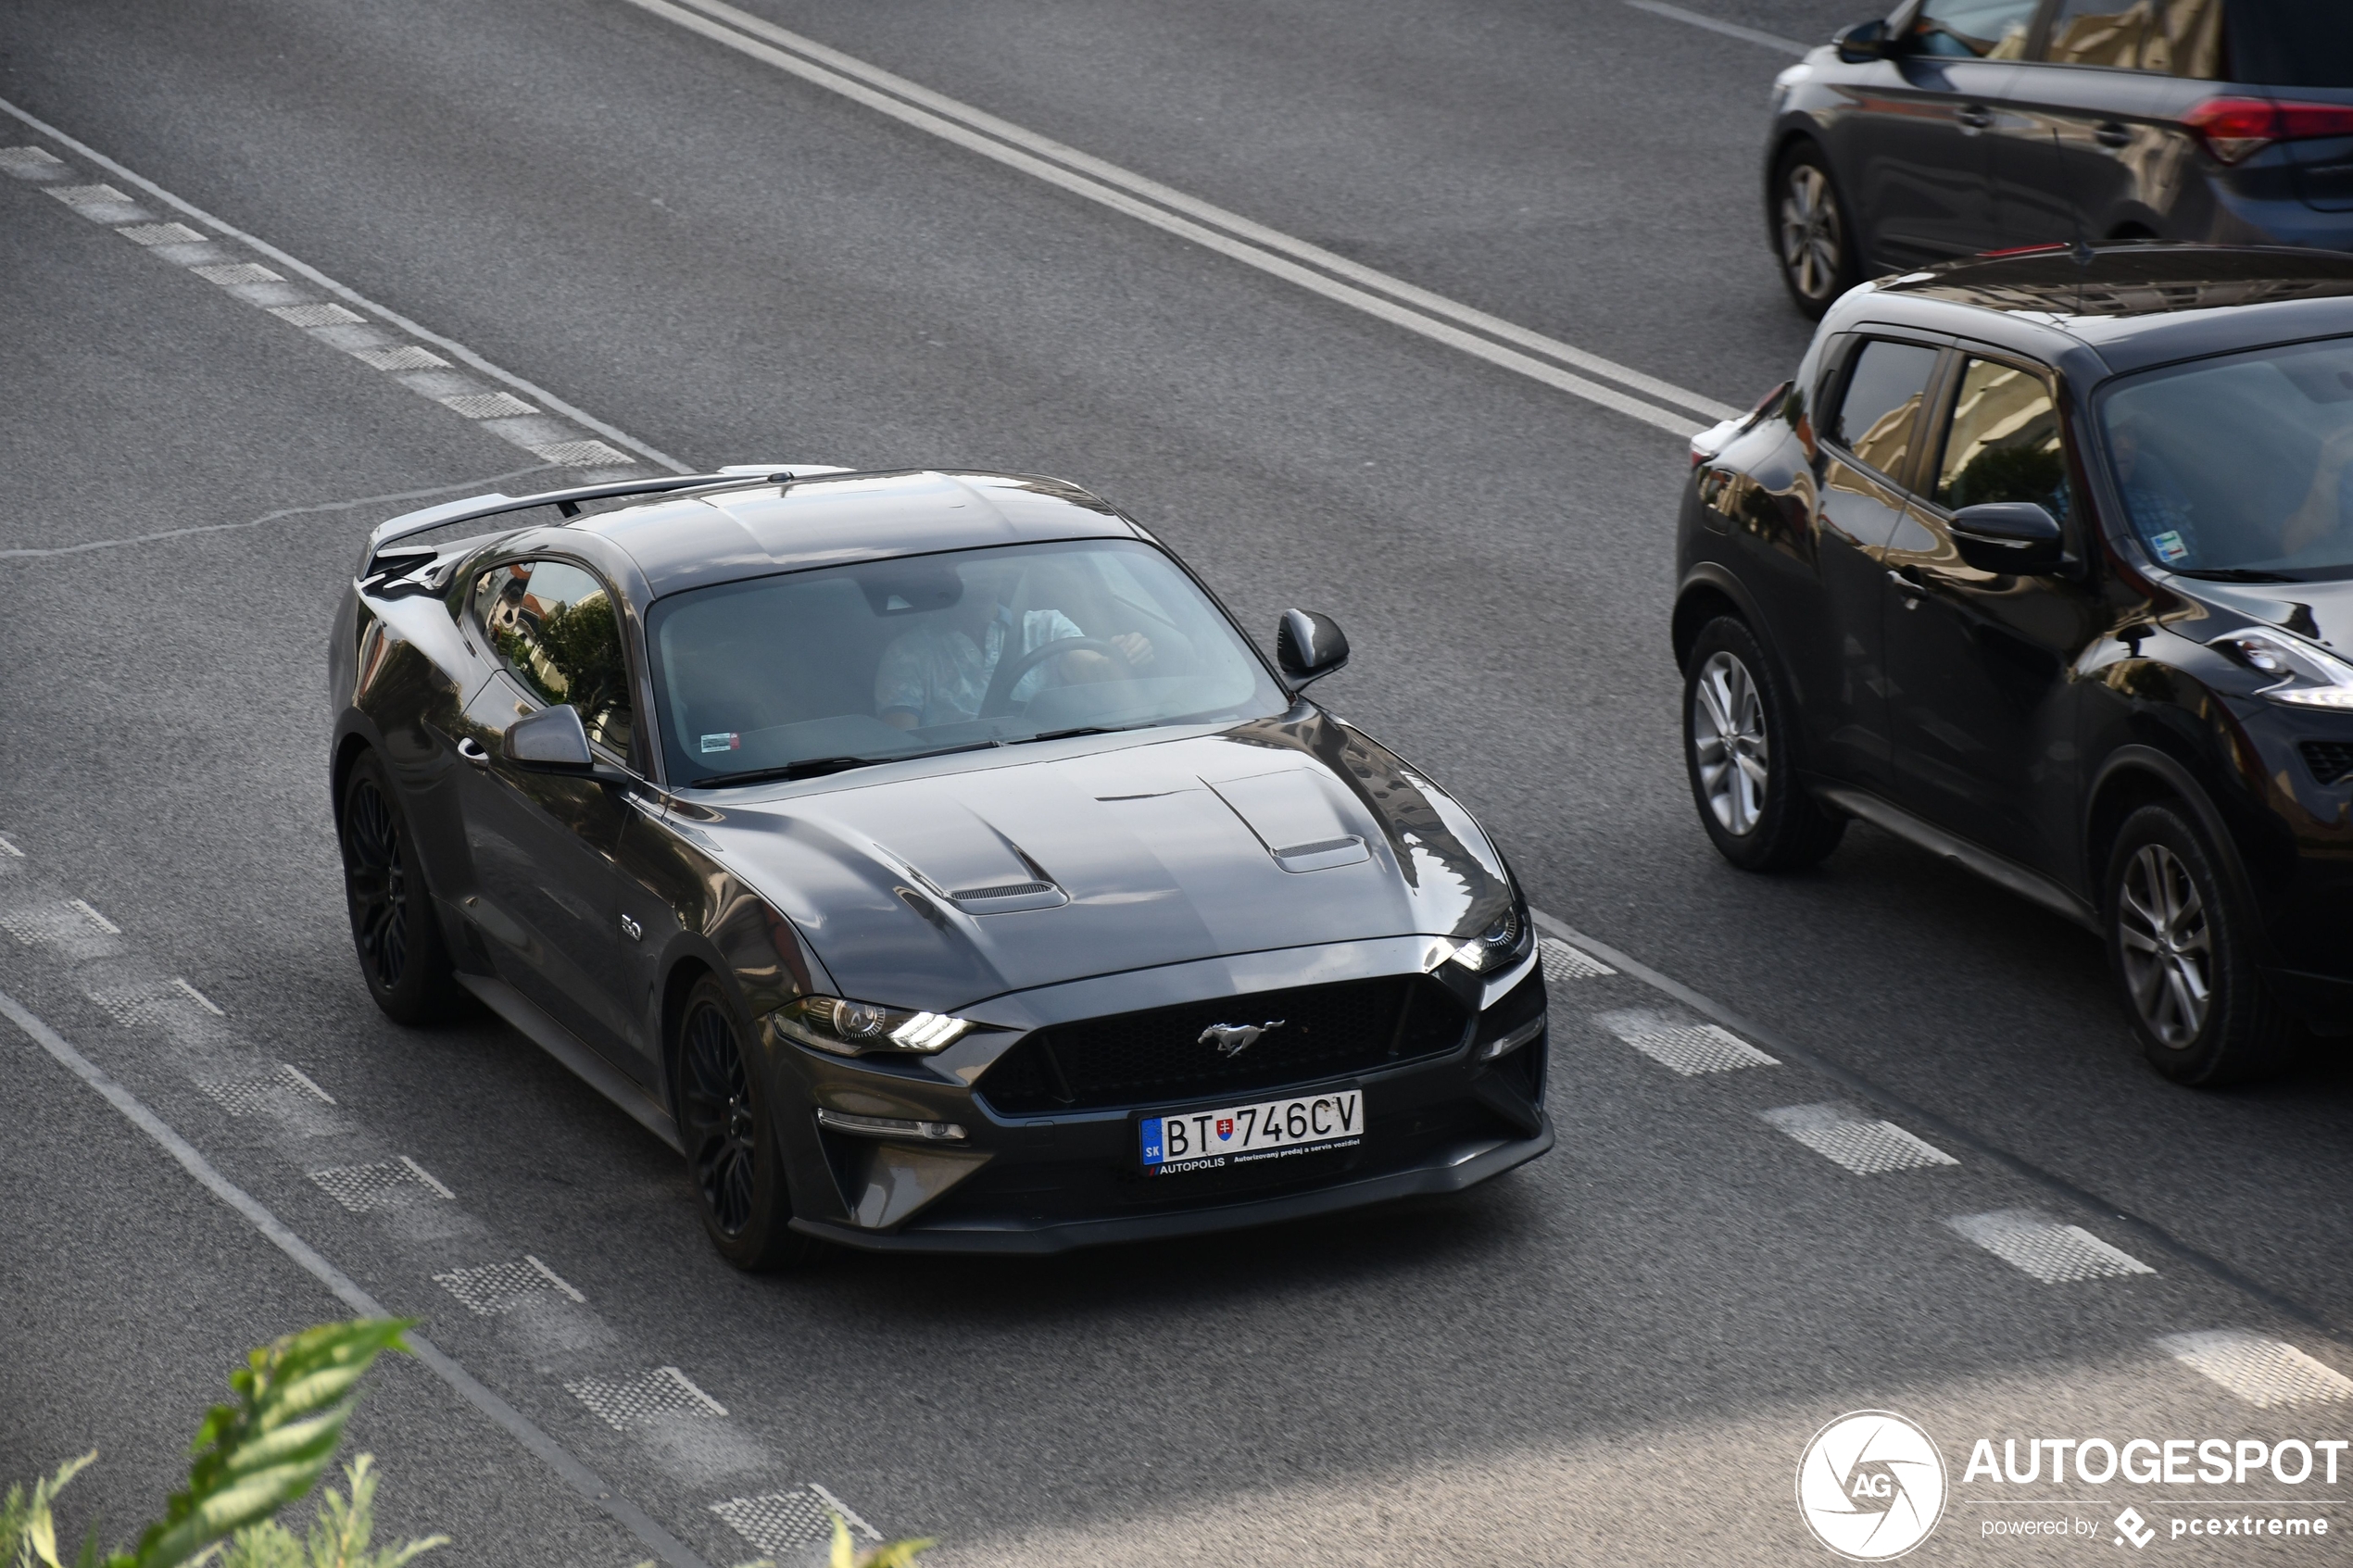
left=504, top=704, right=595, bottom=771
left=1835, top=19, right=1891, bottom=63
left=1950, top=502, right=2066, bottom=574
left=1277, top=608, right=1350, bottom=689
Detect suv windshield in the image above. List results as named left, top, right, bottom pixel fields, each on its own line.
left=645, top=538, right=1289, bottom=785
left=2100, top=334, right=2353, bottom=581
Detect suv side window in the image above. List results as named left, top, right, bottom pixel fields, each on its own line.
left=1932, top=357, right=2072, bottom=521
left=1908, top=0, right=2036, bottom=59
left=1828, top=339, right=1943, bottom=481
left=2040, top=0, right=2221, bottom=76
left=472, top=558, right=636, bottom=759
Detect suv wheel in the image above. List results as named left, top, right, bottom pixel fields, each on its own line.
left=675, top=975, right=819, bottom=1271
left=1773, top=144, right=1857, bottom=319
left=1682, top=617, right=1845, bottom=872
left=340, top=750, right=464, bottom=1023
left=2105, top=803, right=2294, bottom=1085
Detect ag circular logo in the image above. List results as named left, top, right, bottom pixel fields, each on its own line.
left=1796, top=1410, right=1948, bottom=1560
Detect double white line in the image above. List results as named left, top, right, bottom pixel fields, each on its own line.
left=623, top=0, right=1735, bottom=435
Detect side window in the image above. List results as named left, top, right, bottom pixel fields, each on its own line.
left=1829, top=339, right=1943, bottom=481
left=472, top=559, right=635, bottom=759
left=1909, top=0, right=2037, bottom=59
left=1933, top=358, right=2072, bottom=521
left=2040, top=0, right=2221, bottom=76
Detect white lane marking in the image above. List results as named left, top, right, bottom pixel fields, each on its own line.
left=567, top=1366, right=730, bottom=1429
left=0, top=463, right=555, bottom=561
left=189, top=260, right=285, bottom=286
left=1540, top=935, right=1616, bottom=982
left=441, top=391, right=540, bottom=419
left=195, top=1064, right=339, bottom=1117
left=2158, top=1330, right=2353, bottom=1408
left=269, top=301, right=367, bottom=327
left=0, top=98, right=692, bottom=475
left=67, top=897, right=120, bottom=934
left=1760, top=1101, right=1957, bottom=1173
left=46, top=182, right=145, bottom=215
left=115, top=220, right=208, bottom=245
left=170, top=975, right=227, bottom=1015
left=0, top=833, right=22, bottom=857
left=532, top=438, right=637, bottom=467
left=712, top=1486, right=881, bottom=1550
left=0, top=902, right=121, bottom=959
left=308, top=1155, right=456, bottom=1210
left=1945, top=1208, right=2155, bottom=1284
left=1623, top=0, right=1811, bottom=56
left=353, top=344, right=451, bottom=371
left=1596, top=1008, right=1777, bottom=1074
left=622, top=0, right=1730, bottom=433
left=0, top=985, right=714, bottom=1568
left=281, top=1063, right=335, bottom=1103
left=0, top=144, right=68, bottom=178
left=434, top=1254, right=589, bottom=1313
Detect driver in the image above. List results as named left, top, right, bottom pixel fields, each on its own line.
left=875, top=562, right=1152, bottom=730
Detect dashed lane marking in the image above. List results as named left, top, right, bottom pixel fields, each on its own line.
left=116, top=220, right=208, bottom=246
left=434, top=1254, right=590, bottom=1314
left=1596, top=1008, right=1778, bottom=1075
left=171, top=976, right=227, bottom=1016
left=0, top=834, right=22, bottom=857
left=308, top=1154, right=457, bottom=1211
left=1946, top=1208, right=2156, bottom=1283
left=67, top=897, right=120, bottom=934
left=1, top=902, right=125, bottom=960
left=1622, top=0, right=1810, bottom=56
left=2158, top=1330, right=2353, bottom=1408
left=269, top=301, right=367, bottom=328
left=713, top=1486, right=881, bottom=1552
left=1540, top=935, right=1615, bottom=982
left=195, top=1064, right=338, bottom=1117
left=1759, top=1101, right=1958, bottom=1174
left=0, top=144, right=64, bottom=177
left=567, top=1366, right=730, bottom=1429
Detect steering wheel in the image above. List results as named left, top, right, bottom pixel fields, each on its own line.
left=977, top=636, right=1130, bottom=718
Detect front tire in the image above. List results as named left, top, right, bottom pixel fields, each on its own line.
left=2105, top=804, right=2294, bottom=1086
left=1772, top=143, right=1858, bottom=320
left=1682, top=617, right=1845, bottom=872
left=340, top=751, right=463, bottom=1024
left=675, top=976, right=818, bottom=1271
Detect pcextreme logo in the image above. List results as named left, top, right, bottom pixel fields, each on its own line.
left=1798, top=1411, right=1951, bottom=1560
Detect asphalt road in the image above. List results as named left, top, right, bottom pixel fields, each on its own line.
left=3, top=2, right=2349, bottom=1563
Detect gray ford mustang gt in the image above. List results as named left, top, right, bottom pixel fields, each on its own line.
left=330, top=465, right=1552, bottom=1267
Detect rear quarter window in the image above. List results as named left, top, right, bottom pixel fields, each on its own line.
left=2226, top=0, right=2353, bottom=88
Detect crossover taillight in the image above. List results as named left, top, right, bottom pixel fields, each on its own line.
left=2183, top=96, right=2353, bottom=165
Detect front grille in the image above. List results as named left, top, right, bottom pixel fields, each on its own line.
left=2302, top=741, right=2353, bottom=786
left=977, top=974, right=1470, bottom=1115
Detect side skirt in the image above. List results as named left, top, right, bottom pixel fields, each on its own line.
left=1814, top=784, right=2099, bottom=933
left=456, top=972, right=683, bottom=1153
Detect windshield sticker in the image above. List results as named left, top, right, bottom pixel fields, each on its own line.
left=2149, top=530, right=2190, bottom=565
left=699, top=732, right=741, bottom=754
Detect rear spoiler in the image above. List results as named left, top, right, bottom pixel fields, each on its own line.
left=358, top=464, right=852, bottom=578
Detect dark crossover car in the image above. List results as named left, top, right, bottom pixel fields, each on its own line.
left=1768, top=0, right=2353, bottom=315
left=331, top=467, right=1550, bottom=1266
left=1678, top=245, right=2353, bottom=1085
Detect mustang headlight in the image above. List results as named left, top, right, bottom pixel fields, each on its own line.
left=771, top=996, right=971, bottom=1056
left=1449, top=905, right=1529, bottom=973
left=2209, top=628, right=2353, bottom=710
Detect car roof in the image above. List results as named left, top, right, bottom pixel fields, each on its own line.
left=1858, top=245, right=2353, bottom=376
left=572, top=468, right=1144, bottom=599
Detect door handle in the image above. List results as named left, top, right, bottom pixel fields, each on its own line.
left=2095, top=120, right=2132, bottom=148
left=457, top=736, right=491, bottom=768
left=1888, top=569, right=1927, bottom=605
left=1957, top=105, right=1993, bottom=131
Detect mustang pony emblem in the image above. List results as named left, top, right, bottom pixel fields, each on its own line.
left=1200, top=1020, right=1285, bottom=1057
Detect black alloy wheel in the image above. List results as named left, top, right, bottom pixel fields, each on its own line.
left=340, top=751, right=461, bottom=1024
left=675, top=975, right=813, bottom=1271
left=1682, top=617, right=1845, bottom=872
left=1773, top=144, right=1858, bottom=320
left=2104, top=803, right=2294, bottom=1086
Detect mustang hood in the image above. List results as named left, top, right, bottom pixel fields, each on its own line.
left=687, top=714, right=1513, bottom=1010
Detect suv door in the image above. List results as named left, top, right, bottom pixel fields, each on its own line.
left=457, top=557, right=648, bottom=1068
left=1842, top=0, right=2037, bottom=262
left=1881, top=348, right=2104, bottom=874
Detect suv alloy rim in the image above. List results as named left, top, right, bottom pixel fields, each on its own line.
left=682, top=1001, right=758, bottom=1236
left=2117, top=843, right=2213, bottom=1047
left=1692, top=650, right=1768, bottom=835
left=343, top=780, right=409, bottom=990
left=1780, top=163, right=1841, bottom=303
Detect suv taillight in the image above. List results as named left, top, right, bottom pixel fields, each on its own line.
left=2184, top=96, right=2353, bottom=165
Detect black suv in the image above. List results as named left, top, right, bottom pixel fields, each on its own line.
left=1677, top=245, right=2353, bottom=1085
left=1768, top=0, right=2353, bottom=315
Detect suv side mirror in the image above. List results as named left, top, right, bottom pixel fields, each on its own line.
left=1835, top=19, right=1892, bottom=62
left=1950, top=502, right=2066, bottom=573
left=1277, top=608, right=1350, bottom=688
left=504, top=704, right=595, bottom=771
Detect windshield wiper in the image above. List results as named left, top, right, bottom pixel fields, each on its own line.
left=1012, top=721, right=1161, bottom=745
left=2170, top=567, right=2304, bottom=583
left=686, top=740, right=1000, bottom=789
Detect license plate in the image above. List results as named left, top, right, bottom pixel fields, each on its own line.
left=1139, top=1088, right=1363, bottom=1175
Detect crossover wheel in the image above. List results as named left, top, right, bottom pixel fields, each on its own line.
left=1682, top=617, right=1845, bottom=872
left=1773, top=144, right=1857, bottom=319
left=340, top=750, right=463, bottom=1023
left=2105, top=804, right=2293, bottom=1086
left=675, top=975, right=816, bottom=1271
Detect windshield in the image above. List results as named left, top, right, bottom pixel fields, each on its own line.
left=2100, top=334, right=2353, bottom=581
left=645, top=538, right=1290, bottom=785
